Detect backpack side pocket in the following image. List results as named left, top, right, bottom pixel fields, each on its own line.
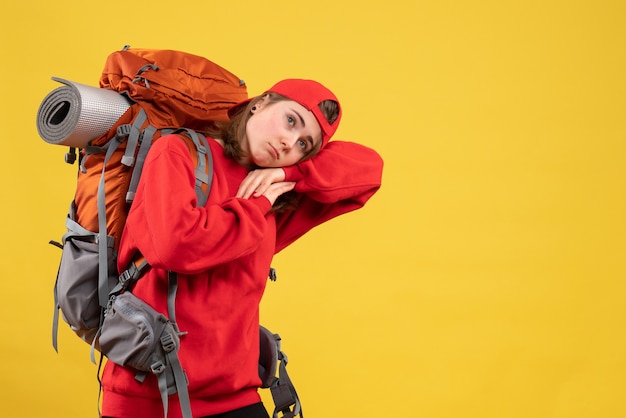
left=56, top=234, right=116, bottom=344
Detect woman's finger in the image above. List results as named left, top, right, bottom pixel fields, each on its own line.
left=262, top=182, right=296, bottom=205
left=236, top=168, right=286, bottom=199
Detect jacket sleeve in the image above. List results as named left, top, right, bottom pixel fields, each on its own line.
left=276, top=140, right=383, bottom=253
left=121, top=135, right=272, bottom=274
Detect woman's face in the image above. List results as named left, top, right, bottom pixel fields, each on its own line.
left=243, top=97, right=322, bottom=168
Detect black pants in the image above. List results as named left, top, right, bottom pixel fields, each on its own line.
left=202, top=402, right=270, bottom=418
left=103, top=402, right=270, bottom=418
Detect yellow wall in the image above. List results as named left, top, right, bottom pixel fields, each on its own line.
left=1, top=0, right=625, bottom=417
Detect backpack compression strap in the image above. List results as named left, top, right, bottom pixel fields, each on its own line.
left=259, top=327, right=304, bottom=418
left=152, top=322, right=192, bottom=418
left=96, top=129, right=128, bottom=308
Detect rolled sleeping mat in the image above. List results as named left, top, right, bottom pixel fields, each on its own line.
left=36, top=77, right=132, bottom=148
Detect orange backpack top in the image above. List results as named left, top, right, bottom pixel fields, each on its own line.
left=74, top=46, right=248, bottom=243
left=100, top=47, right=247, bottom=129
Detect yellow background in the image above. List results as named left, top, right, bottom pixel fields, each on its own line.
left=1, top=0, right=625, bottom=417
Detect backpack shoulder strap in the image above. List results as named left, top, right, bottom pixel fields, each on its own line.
left=173, top=128, right=213, bottom=206
left=114, top=127, right=213, bottom=296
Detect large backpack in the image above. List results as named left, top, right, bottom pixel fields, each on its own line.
left=39, top=46, right=303, bottom=418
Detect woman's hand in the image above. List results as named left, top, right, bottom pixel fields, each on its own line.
left=237, top=168, right=295, bottom=205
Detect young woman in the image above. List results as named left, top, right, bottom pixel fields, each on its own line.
left=100, top=79, right=383, bottom=417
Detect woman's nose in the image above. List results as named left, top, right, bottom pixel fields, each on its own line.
left=281, top=135, right=298, bottom=150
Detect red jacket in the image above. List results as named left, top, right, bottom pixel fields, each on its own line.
left=101, top=135, right=383, bottom=417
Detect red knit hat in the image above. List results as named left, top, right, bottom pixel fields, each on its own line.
left=229, top=78, right=342, bottom=148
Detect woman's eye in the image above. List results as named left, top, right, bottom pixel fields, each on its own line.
left=287, top=116, right=295, bottom=126
left=298, top=140, right=307, bottom=150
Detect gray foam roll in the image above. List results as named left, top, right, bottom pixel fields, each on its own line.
left=36, top=77, right=132, bottom=147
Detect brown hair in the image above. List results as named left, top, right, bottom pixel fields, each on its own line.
left=204, top=93, right=340, bottom=212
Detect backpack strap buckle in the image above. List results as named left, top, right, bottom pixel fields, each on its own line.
left=116, top=123, right=132, bottom=140
left=160, top=333, right=176, bottom=353
left=150, top=360, right=166, bottom=375
left=118, top=269, right=133, bottom=286
left=270, top=381, right=301, bottom=418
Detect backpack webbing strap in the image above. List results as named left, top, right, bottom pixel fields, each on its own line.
left=126, top=117, right=156, bottom=203
left=52, top=262, right=62, bottom=352
left=165, top=339, right=192, bottom=418
left=166, top=271, right=187, bottom=335
left=150, top=325, right=192, bottom=418
left=141, top=271, right=190, bottom=418
left=173, top=128, right=213, bottom=207
left=109, top=255, right=149, bottom=296
left=155, top=369, right=170, bottom=418
left=270, top=341, right=303, bottom=418
left=90, top=325, right=103, bottom=365
left=96, top=135, right=125, bottom=308
left=121, top=108, right=147, bottom=167
left=63, top=209, right=101, bottom=242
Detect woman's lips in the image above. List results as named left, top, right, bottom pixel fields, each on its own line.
left=269, top=144, right=279, bottom=159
